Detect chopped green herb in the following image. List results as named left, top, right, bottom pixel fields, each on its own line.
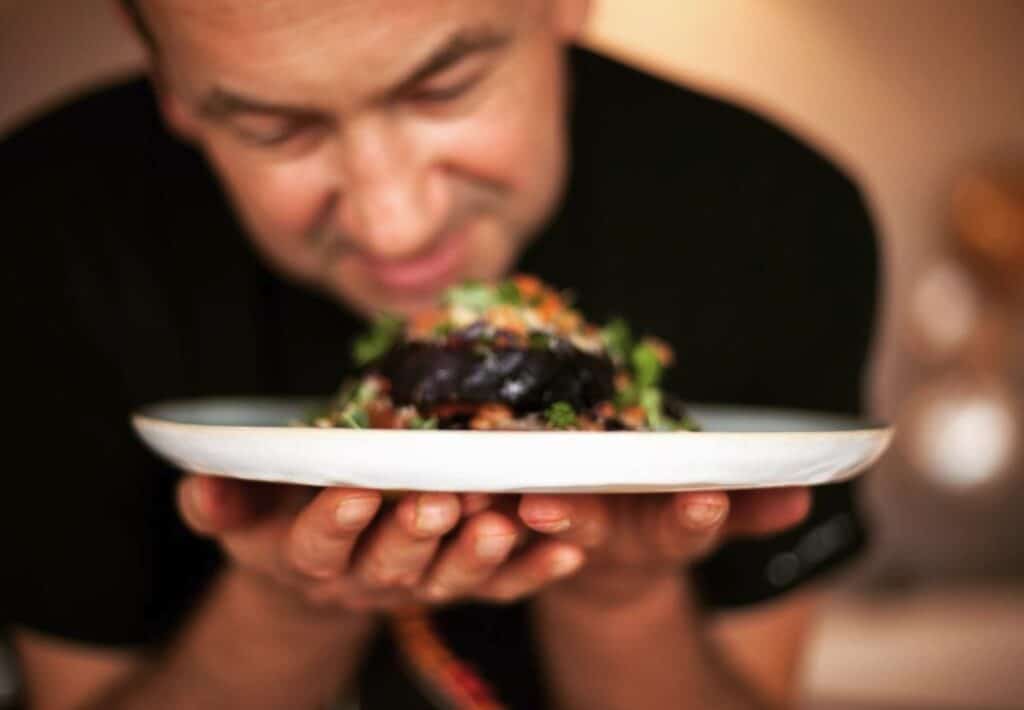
left=601, top=318, right=633, bottom=364
left=496, top=280, right=522, bottom=305
left=331, top=378, right=361, bottom=409
left=408, top=415, right=439, bottom=430
left=442, top=281, right=497, bottom=312
left=433, top=321, right=454, bottom=337
left=545, top=401, right=577, bottom=429
left=352, top=378, right=381, bottom=406
left=631, top=342, right=663, bottom=389
left=614, top=385, right=638, bottom=410
left=528, top=331, right=553, bottom=349
left=340, top=409, right=370, bottom=429
left=639, top=387, right=664, bottom=429
left=353, top=314, right=404, bottom=366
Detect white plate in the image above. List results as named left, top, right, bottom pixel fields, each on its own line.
left=132, top=398, right=892, bottom=493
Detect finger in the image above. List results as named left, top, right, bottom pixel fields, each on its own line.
left=415, top=512, right=516, bottom=602
left=285, top=488, right=383, bottom=579
left=477, top=540, right=585, bottom=603
left=176, top=474, right=277, bottom=536
left=460, top=493, right=494, bottom=516
left=727, top=487, right=812, bottom=537
left=657, top=491, right=729, bottom=558
left=418, top=511, right=520, bottom=602
left=352, top=492, right=460, bottom=588
left=518, top=494, right=609, bottom=547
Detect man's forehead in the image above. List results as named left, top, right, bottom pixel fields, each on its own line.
left=144, top=0, right=524, bottom=102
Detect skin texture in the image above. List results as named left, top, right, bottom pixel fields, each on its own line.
left=147, top=0, right=574, bottom=318
left=14, top=1, right=831, bottom=708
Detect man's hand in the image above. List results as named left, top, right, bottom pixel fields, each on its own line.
left=524, top=488, right=815, bottom=710
left=176, top=475, right=588, bottom=616
left=519, top=488, right=812, bottom=606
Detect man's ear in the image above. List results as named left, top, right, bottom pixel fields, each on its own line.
left=553, top=0, right=592, bottom=41
left=153, top=75, right=201, bottom=144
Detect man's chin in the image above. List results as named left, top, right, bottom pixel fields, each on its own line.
left=326, top=277, right=453, bottom=320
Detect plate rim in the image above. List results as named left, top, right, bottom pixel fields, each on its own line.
left=132, top=397, right=895, bottom=440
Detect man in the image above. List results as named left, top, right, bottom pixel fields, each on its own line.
left=1, top=1, right=878, bottom=708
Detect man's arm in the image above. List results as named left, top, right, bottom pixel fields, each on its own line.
left=707, top=588, right=822, bottom=705
left=16, top=567, right=376, bottom=710
left=15, top=475, right=591, bottom=710
left=533, top=576, right=818, bottom=710
left=521, top=487, right=819, bottom=710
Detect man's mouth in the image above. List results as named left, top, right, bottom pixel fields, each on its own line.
left=360, top=223, right=472, bottom=294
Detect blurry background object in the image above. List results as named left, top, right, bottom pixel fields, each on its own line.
left=2, top=1, right=1024, bottom=708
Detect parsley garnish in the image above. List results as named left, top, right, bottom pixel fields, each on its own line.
left=528, top=331, right=552, bottom=349
left=496, top=280, right=522, bottom=305
left=340, top=409, right=370, bottom=429
left=353, top=314, right=404, bottom=366
left=545, top=401, right=577, bottom=429
left=631, top=341, right=663, bottom=389
left=639, top=388, right=664, bottom=430
left=601, top=318, right=633, bottom=364
left=442, top=281, right=497, bottom=312
left=408, top=415, right=439, bottom=430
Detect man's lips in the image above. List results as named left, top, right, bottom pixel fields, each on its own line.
left=360, top=225, right=471, bottom=292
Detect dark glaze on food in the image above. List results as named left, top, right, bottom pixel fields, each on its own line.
left=374, top=341, right=616, bottom=414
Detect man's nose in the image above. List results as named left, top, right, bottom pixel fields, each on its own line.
left=335, top=120, right=447, bottom=260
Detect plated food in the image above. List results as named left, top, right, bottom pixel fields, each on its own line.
left=311, top=275, right=699, bottom=432
left=131, top=275, right=894, bottom=491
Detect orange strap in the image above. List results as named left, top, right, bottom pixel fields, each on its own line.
left=390, top=606, right=507, bottom=710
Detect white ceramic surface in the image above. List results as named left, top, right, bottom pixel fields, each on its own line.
left=132, top=398, right=893, bottom=492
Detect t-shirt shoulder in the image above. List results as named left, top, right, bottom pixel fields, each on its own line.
left=2, top=78, right=158, bottom=161
left=569, top=46, right=864, bottom=202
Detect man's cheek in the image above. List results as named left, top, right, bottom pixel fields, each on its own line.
left=216, top=156, right=328, bottom=239
left=439, top=108, right=550, bottom=194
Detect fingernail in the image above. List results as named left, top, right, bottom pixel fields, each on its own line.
left=416, top=498, right=453, bottom=535
left=189, top=478, right=207, bottom=518
left=475, top=534, right=516, bottom=560
left=550, top=547, right=584, bottom=577
left=532, top=518, right=571, bottom=533
left=336, top=497, right=378, bottom=529
left=425, top=584, right=449, bottom=600
left=523, top=499, right=571, bottom=530
left=682, top=502, right=726, bottom=530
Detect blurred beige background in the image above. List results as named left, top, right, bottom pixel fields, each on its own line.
left=3, top=2, right=1023, bottom=708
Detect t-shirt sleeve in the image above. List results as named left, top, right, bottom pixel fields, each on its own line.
left=691, top=157, right=881, bottom=610
left=0, top=118, right=220, bottom=648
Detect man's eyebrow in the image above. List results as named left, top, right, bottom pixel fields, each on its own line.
left=198, top=89, right=323, bottom=121
left=197, top=27, right=510, bottom=119
left=388, top=27, right=511, bottom=96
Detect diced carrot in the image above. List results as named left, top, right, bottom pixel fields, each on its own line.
left=553, top=309, right=581, bottom=334
left=367, top=400, right=398, bottom=428
left=619, top=406, right=647, bottom=429
left=486, top=305, right=527, bottom=335
left=536, top=292, right=564, bottom=322
left=643, top=336, right=676, bottom=367
left=409, top=308, right=446, bottom=338
left=470, top=403, right=514, bottom=430
left=512, top=273, right=544, bottom=299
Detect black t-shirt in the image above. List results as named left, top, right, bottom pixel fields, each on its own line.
left=1, top=48, right=878, bottom=708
